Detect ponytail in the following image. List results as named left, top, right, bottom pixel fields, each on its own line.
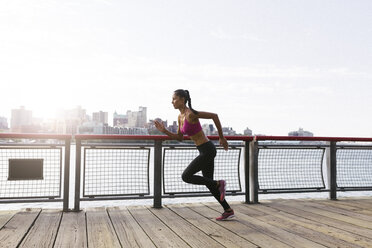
left=174, top=89, right=199, bottom=115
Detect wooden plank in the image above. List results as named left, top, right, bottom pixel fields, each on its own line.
left=107, top=207, right=155, bottom=248
left=0, top=211, right=17, bottom=230
left=235, top=203, right=372, bottom=248
left=148, top=205, right=224, bottom=248
left=19, top=209, right=62, bottom=248
left=168, top=204, right=256, bottom=248
left=54, top=210, right=87, bottom=248
left=128, top=206, right=190, bottom=248
left=284, top=200, right=372, bottom=229
left=198, top=203, right=325, bottom=248
left=318, top=199, right=372, bottom=216
left=195, top=203, right=292, bottom=248
left=86, top=207, right=121, bottom=248
left=0, top=208, right=41, bottom=248
left=336, top=199, right=372, bottom=210
left=267, top=201, right=372, bottom=240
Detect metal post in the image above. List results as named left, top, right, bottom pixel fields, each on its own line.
left=244, top=141, right=250, bottom=204
left=250, top=141, right=259, bottom=203
left=63, top=138, right=71, bottom=212
left=153, top=140, right=162, bottom=208
left=74, top=138, right=81, bottom=211
left=329, top=141, right=337, bottom=200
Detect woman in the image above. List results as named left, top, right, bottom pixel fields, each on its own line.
left=154, top=89, right=234, bottom=220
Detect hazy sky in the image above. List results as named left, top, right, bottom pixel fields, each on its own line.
left=1, top=0, right=371, bottom=136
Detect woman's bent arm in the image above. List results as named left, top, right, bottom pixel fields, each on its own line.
left=154, top=120, right=183, bottom=141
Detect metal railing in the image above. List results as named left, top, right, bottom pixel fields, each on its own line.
left=74, top=135, right=252, bottom=210
left=1, top=133, right=372, bottom=211
left=0, top=133, right=71, bottom=211
left=250, top=136, right=372, bottom=203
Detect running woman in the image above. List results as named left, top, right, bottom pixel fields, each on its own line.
left=154, top=89, right=234, bottom=220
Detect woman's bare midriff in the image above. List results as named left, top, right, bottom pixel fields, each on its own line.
left=189, top=130, right=209, bottom=146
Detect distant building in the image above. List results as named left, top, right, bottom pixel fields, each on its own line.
left=202, top=124, right=215, bottom=135
left=113, top=111, right=128, bottom=127
left=0, top=116, right=8, bottom=130
left=222, top=127, right=236, bottom=136
left=10, top=106, right=40, bottom=133
left=103, top=126, right=148, bottom=135
left=127, top=106, right=147, bottom=128
left=244, top=127, right=253, bottom=136
left=169, top=121, right=178, bottom=133
left=114, top=107, right=147, bottom=128
left=56, top=106, right=89, bottom=134
left=93, top=111, right=108, bottom=125
left=288, top=127, right=314, bottom=137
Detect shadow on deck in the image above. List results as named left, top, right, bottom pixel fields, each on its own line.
left=1, top=197, right=372, bottom=247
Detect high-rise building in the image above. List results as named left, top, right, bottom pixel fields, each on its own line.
left=56, top=106, right=89, bottom=134
left=10, top=106, right=33, bottom=132
left=127, top=107, right=147, bottom=128
left=202, top=124, right=215, bottom=135
left=0, top=116, right=8, bottom=130
left=93, top=111, right=108, bottom=125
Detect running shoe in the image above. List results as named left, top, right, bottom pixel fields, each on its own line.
left=218, top=180, right=226, bottom=202
left=216, top=210, right=235, bottom=221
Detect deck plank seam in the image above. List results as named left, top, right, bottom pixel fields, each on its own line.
left=190, top=203, right=262, bottom=248
left=201, top=203, right=297, bottom=248
left=236, top=203, right=366, bottom=248
left=106, top=208, right=124, bottom=248
left=126, top=207, right=159, bottom=248
left=146, top=206, right=193, bottom=248
left=166, top=204, right=229, bottom=248
left=18, top=209, right=42, bottom=247
left=265, top=202, right=372, bottom=239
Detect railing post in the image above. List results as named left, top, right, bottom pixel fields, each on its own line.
left=74, top=138, right=81, bottom=211
left=244, top=140, right=250, bottom=204
left=63, top=138, right=71, bottom=212
left=153, top=140, right=163, bottom=208
left=329, top=141, right=337, bottom=200
left=250, top=140, right=259, bottom=203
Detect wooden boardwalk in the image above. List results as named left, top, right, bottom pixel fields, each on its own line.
left=1, top=197, right=372, bottom=247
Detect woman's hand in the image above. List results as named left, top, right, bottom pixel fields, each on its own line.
left=154, top=120, right=166, bottom=133
left=219, top=137, right=228, bottom=151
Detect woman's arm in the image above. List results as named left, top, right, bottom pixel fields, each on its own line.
left=154, top=119, right=184, bottom=141
left=194, top=111, right=228, bottom=150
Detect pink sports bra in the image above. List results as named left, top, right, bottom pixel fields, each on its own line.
left=180, top=118, right=202, bottom=136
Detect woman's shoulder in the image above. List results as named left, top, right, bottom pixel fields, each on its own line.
left=186, top=110, right=199, bottom=123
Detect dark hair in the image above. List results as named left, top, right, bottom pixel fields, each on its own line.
left=174, top=89, right=199, bottom=115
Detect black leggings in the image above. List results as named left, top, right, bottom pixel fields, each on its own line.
left=181, top=141, right=231, bottom=211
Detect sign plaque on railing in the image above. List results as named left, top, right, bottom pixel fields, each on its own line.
left=8, top=159, right=44, bottom=180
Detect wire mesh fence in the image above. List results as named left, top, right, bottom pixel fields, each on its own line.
left=337, top=148, right=372, bottom=188
left=0, top=147, right=62, bottom=199
left=257, top=147, right=325, bottom=191
left=163, top=147, right=241, bottom=194
left=83, top=147, right=150, bottom=197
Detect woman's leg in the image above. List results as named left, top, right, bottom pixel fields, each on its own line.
left=181, top=154, right=216, bottom=188
left=202, top=159, right=231, bottom=211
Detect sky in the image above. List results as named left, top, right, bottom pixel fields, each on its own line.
left=1, top=0, right=371, bottom=136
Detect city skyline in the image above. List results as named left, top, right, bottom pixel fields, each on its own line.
left=0, top=105, right=246, bottom=135
left=1, top=1, right=371, bottom=137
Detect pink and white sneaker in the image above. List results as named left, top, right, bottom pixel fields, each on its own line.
left=218, top=180, right=226, bottom=202
left=216, top=210, right=235, bottom=221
